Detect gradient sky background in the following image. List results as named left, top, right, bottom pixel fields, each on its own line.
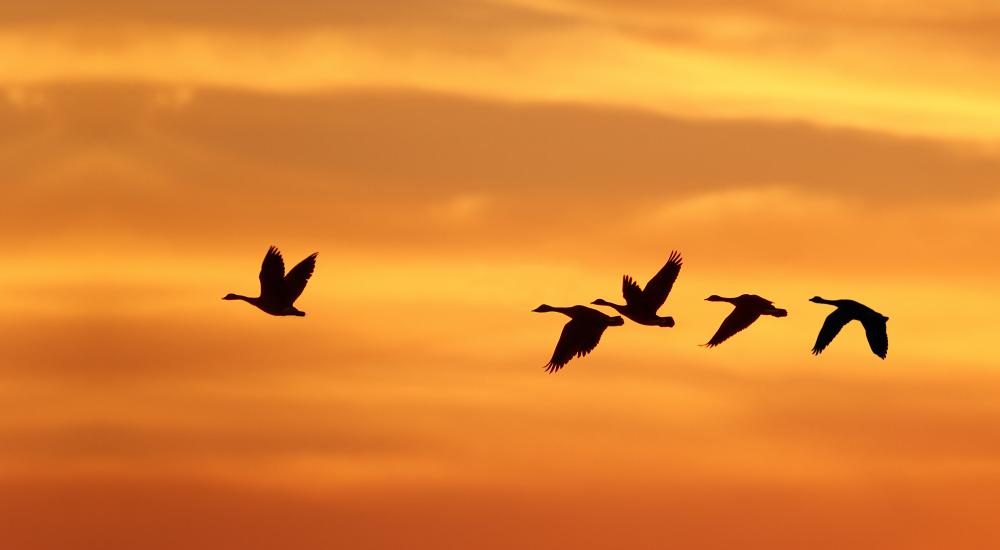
left=2, top=2, right=1000, bottom=548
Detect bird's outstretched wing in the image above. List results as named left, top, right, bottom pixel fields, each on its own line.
left=642, top=250, right=682, bottom=310
left=861, top=317, right=888, bottom=359
left=544, top=319, right=606, bottom=373
left=811, top=310, right=851, bottom=355
left=622, top=275, right=643, bottom=306
left=704, top=307, right=761, bottom=347
left=258, top=246, right=286, bottom=299
left=284, top=253, right=318, bottom=303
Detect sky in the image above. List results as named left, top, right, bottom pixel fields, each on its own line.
left=2, top=1, right=1000, bottom=548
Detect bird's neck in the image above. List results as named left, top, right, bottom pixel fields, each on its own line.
left=233, top=294, right=259, bottom=306
left=595, top=299, right=626, bottom=313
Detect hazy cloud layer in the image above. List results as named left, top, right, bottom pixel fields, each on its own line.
left=9, top=84, right=998, bottom=199
left=7, top=476, right=1000, bottom=550
left=3, top=84, right=999, bottom=272
left=3, top=2, right=1000, bottom=141
left=0, top=0, right=572, bottom=30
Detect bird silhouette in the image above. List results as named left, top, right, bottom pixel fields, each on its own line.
left=223, top=246, right=317, bottom=316
left=703, top=294, right=787, bottom=347
left=592, top=250, right=682, bottom=327
left=533, top=305, right=624, bottom=373
left=809, top=297, right=889, bottom=359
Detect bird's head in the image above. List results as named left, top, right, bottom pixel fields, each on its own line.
left=532, top=304, right=554, bottom=313
left=591, top=298, right=612, bottom=306
left=222, top=293, right=241, bottom=300
left=657, top=316, right=676, bottom=327
left=809, top=296, right=825, bottom=303
left=608, top=316, right=625, bottom=326
left=705, top=295, right=725, bottom=302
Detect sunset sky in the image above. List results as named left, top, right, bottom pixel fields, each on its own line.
left=3, top=1, right=1000, bottom=548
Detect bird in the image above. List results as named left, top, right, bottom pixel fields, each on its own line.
left=533, top=305, right=624, bottom=373
left=592, top=250, right=682, bottom=327
left=809, top=297, right=889, bottom=359
left=223, top=246, right=318, bottom=316
left=703, top=294, right=787, bottom=347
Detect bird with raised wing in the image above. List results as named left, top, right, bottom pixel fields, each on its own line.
left=223, top=246, right=318, bottom=316
left=533, top=305, right=624, bottom=373
left=703, top=294, right=787, bottom=347
left=592, top=250, right=683, bottom=327
left=809, top=297, right=889, bottom=359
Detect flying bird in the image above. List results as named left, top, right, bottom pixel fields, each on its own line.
left=223, top=246, right=318, bottom=316
left=809, top=297, right=889, bottom=359
left=533, top=305, right=624, bottom=373
left=703, top=294, right=787, bottom=347
left=592, top=250, right=683, bottom=327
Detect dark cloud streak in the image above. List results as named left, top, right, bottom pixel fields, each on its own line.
left=0, top=0, right=572, bottom=31
left=4, top=83, right=998, bottom=260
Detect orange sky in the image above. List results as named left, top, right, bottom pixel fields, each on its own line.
left=2, top=2, right=1000, bottom=549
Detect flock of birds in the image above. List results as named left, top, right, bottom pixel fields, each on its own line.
left=223, top=247, right=890, bottom=374
left=533, top=250, right=890, bottom=373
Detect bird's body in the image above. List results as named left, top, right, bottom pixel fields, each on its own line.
left=592, top=250, right=682, bottom=327
left=703, top=294, right=787, bottom=347
left=533, top=304, right=624, bottom=373
left=809, top=297, right=889, bottom=359
left=224, top=246, right=317, bottom=316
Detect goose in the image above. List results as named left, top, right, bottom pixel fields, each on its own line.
left=223, top=246, right=318, bottom=316
left=592, top=250, right=682, bottom=327
left=703, top=294, right=787, bottom=347
left=533, top=305, right=624, bottom=373
left=809, top=297, right=889, bottom=359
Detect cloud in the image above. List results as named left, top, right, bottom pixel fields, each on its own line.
left=3, top=10, right=1000, bottom=142
left=548, top=0, right=1000, bottom=37
left=97, top=86, right=1000, bottom=201
left=6, top=360, right=1000, bottom=550
left=0, top=0, right=572, bottom=31
left=7, top=473, right=1000, bottom=550
left=3, top=83, right=999, bottom=267
left=8, top=83, right=1000, bottom=197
